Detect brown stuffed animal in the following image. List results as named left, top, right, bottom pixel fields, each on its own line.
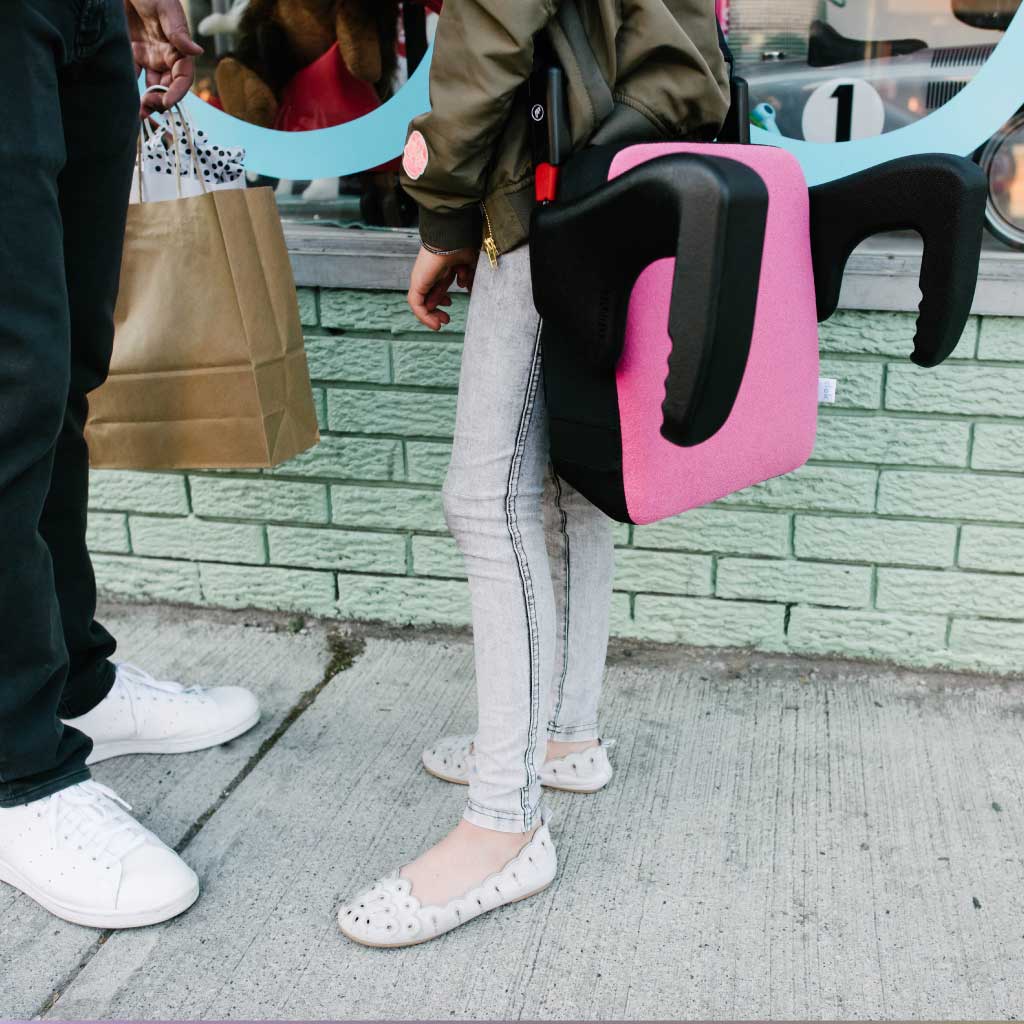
left=216, top=0, right=399, bottom=129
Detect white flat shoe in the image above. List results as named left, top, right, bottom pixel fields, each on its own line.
left=338, top=821, right=557, bottom=948
left=422, top=736, right=613, bottom=793
left=65, top=662, right=261, bottom=765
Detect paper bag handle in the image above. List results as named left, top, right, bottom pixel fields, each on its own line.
left=136, top=86, right=210, bottom=203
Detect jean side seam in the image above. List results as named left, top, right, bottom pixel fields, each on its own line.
left=548, top=472, right=573, bottom=732
left=505, top=321, right=545, bottom=829
left=520, top=329, right=545, bottom=826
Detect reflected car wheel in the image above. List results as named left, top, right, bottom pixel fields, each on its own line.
left=978, top=108, right=1024, bottom=251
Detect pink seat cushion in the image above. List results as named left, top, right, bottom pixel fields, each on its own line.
left=609, top=144, right=819, bottom=524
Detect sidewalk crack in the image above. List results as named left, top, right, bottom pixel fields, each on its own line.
left=33, top=629, right=365, bottom=1020
left=173, top=630, right=365, bottom=855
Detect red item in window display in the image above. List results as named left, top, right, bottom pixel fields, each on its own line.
left=273, top=43, right=380, bottom=132
left=273, top=43, right=400, bottom=173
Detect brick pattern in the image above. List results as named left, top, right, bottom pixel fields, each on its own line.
left=89, top=294, right=1024, bottom=674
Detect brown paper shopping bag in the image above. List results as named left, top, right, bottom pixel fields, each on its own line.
left=87, top=177, right=320, bottom=469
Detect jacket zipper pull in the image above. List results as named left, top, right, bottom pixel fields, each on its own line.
left=483, top=235, right=499, bottom=268
left=481, top=202, right=499, bottom=268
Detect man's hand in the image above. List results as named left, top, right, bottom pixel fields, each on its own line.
left=125, top=0, right=203, bottom=116
left=407, top=246, right=479, bottom=331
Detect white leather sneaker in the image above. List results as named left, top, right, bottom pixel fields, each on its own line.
left=65, top=662, right=261, bottom=765
left=422, top=736, right=614, bottom=793
left=338, top=820, right=557, bottom=947
left=0, top=780, right=199, bottom=929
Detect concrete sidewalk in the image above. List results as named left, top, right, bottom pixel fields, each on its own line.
left=2, top=603, right=1023, bottom=1021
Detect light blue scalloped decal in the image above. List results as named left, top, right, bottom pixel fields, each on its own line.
left=179, top=9, right=1023, bottom=186
left=178, top=48, right=433, bottom=180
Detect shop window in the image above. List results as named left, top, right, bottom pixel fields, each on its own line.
left=184, top=0, right=437, bottom=230
left=180, top=0, right=1022, bottom=250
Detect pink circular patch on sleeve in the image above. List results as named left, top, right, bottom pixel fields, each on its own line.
left=403, top=130, right=429, bottom=180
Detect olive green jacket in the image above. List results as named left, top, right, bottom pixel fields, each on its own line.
left=399, top=0, right=730, bottom=259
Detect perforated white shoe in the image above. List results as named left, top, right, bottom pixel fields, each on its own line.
left=0, top=780, right=199, bottom=929
left=338, top=820, right=557, bottom=947
left=65, top=662, right=260, bottom=765
left=422, top=736, right=614, bottom=793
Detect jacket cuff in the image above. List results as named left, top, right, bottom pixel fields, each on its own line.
left=417, top=205, right=483, bottom=253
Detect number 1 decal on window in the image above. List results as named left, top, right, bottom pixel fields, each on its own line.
left=801, top=78, right=884, bottom=143
left=831, top=83, right=854, bottom=143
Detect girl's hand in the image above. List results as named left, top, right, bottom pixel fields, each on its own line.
left=407, top=246, right=479, bottom=331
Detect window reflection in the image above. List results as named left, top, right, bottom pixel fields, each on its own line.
left=184, top=0, right=441, bottom=226
left=728, top=0, right=1022, bottom=248
left=179, top=0, right=1022, bottom=249
left=981, top=110, right=1024, bottom=248
left=731, top=0, right=1012, bottom=140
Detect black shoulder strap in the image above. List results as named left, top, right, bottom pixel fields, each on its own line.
left=715, top=21, right=750, bottom=143
left=545, top=0, right=615, bottom=140
left=548, top=0, right=748, bottom=144
left=716, top=19, right=735, bottom=73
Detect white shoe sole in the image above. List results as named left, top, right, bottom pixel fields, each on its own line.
left=422, top=761, right=611, bottom=794
left=539, top=776, right=611, bottom=794
left=85, top=708, right=261, bottom=765
left=0, top=856, right=199, bottom=929
left=340, top=878, right=554, bottom=949
left=420, top=762, right=471, bottom=786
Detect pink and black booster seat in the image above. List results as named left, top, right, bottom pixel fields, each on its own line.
left=530, top=143, right=987, bottom=525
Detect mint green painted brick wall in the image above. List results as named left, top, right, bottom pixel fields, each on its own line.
left=88, top=288, right=1024, bottom=674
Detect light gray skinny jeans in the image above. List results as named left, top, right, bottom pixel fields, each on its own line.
left=443, top=243, right=615, bottom=834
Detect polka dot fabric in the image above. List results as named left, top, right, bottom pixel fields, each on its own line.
left=131, top=112, right=246, bottom=204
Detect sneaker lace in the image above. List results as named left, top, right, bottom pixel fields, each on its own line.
left=116, top=661, right=204, bottom=698
left=47, top=781, right=149, bottom=863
